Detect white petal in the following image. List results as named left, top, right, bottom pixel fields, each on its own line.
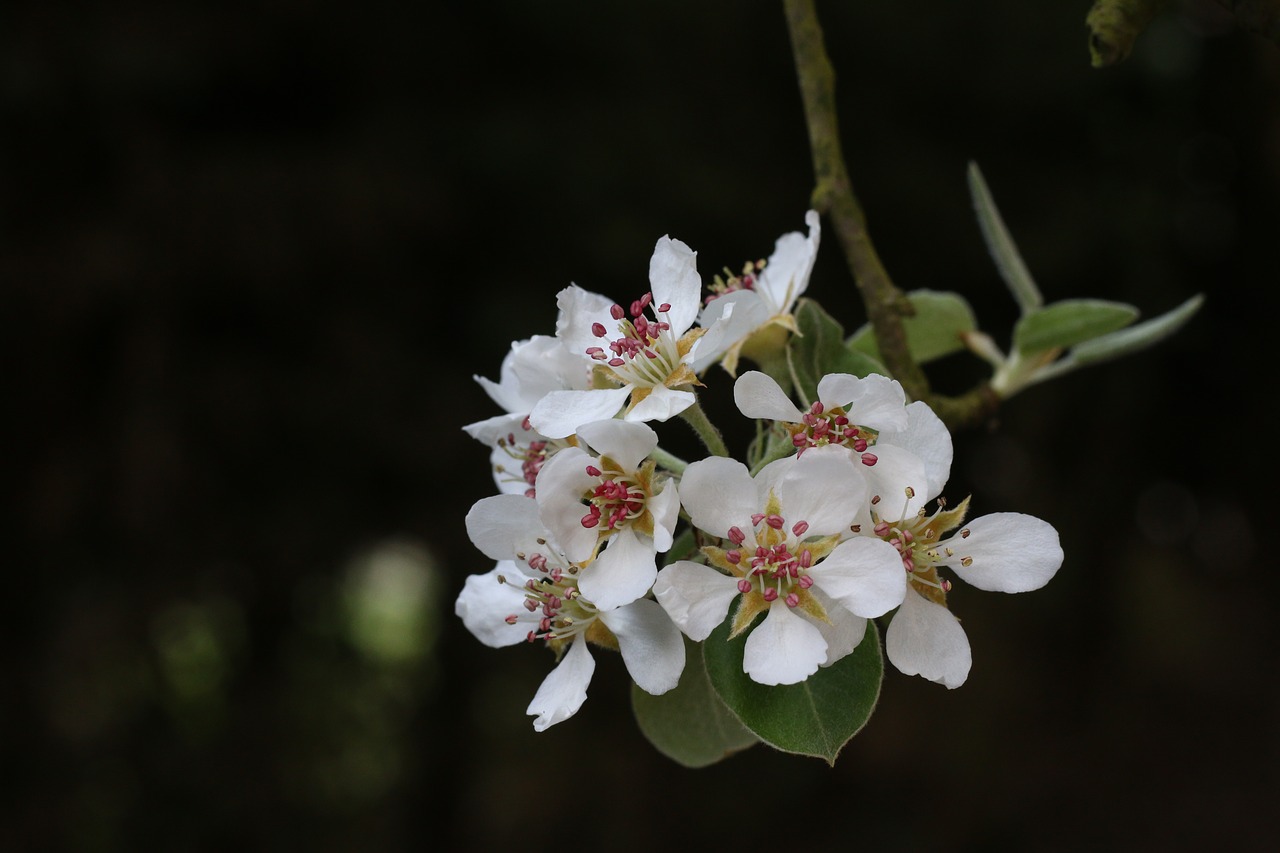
left=534, top=446, right=598, bottom=562
left=678, top=456, right=760, bottom=539
left=576, top=419, right=658, bottom=471
left=811, top=537, right=908, bottom=618
left=859, top=443, right=930, bottom=517
left=602, top=598, right=686, bottom=695
left=648, top=478, right=680, bottom=552
left=775, top=447, right=863, bottom=534
left=742, top=601, right=827, bottom=686
left=694, top=290, right=766, bottom=363
left=529, top=387, right=631, bottom=439
left=649, top=236, right=701, bottom=334
left=652, top=561, right=740, bottom=641
left=554, top=284, right=620, bottom=357
left=577, top=528, right=656, bottom=611
left=877, top=400, right=953, bottom=501
left=527, top=638, right=596, bottom=731
left=808, top=586, right=867, bottom=667
left=885, top=589, right=971, bottom=689
left=625, top=386, right=695, bottom=423
left=756, top=212, right=819, bottom=313
left=454, top=564, right=534, bottom=648
left=945, top=513, right=1063, bottom=593
left=815, top=372, right=908, bottom=434
left=733, top=370, right=804, bottom=422
left=464, top=494, right=544, bottom=561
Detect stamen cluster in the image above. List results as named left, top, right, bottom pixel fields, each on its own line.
left=725, top=515, right=815, bottom=608
left=586, top=293, right=672, bottom=367
left=787, top=400, right=879, bottom=465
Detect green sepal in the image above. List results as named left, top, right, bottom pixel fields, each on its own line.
left=790, top=298, right=888, bottom=403
left=631, top=635, right=759, bottom=768
left=1012, top=298, right=1139, bottom=357
left=703, top=616, right=883, bottom=766
left=847, top=289, right=978, bottom=365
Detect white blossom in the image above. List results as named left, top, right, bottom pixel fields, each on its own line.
left=653, top=448, right=904, bottom=686
left=693, top=210, right=821, bottom=376
left=458, top=494, right=685, bottom=730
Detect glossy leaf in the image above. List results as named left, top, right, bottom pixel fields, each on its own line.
left=632, top=636, right=759, bottom=768
left=703, top=617, right=883, bottom=765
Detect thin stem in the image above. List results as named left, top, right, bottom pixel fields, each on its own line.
left=649, top=446, right=689, bottom=476
left=782, top=0, right=1000, bottom=431
left=782, top=0, right=928, bottom=401
left=678, top=399, right=730, bottom=458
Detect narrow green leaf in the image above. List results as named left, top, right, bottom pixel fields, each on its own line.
left=1068, top=293, right=1203, bottom=366
left=1013, top=298, right=1139, bottom=356
left=632, top=636, right=759, bottom=768
left=968, top=161, right=1043, bottom=314
left=703, top=617, right=883, bottom=765
left=847, top=289, right=978, bottom=364
left=790, top=298, right=886, bottom=401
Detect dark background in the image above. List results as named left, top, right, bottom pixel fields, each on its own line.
left=4, top=2, right=1275, bottom=851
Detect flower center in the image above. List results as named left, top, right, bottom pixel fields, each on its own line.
left=786, top=401, right=879, bottom=465
left=868, top=492, right=973, bottom=606
left=580, top=461, right=648, bottom=530
left=502, top=549, right=599, bottom=645
left=704, top=259, right=766, bottom=305
left=724, top=514, right=815, bottom=608
left=584, top=292, right=680, bottom=386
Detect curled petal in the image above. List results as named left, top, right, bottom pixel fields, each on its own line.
left=885, top=589, right=971, bottom=689
left=527, top=637, right=596, bottom=731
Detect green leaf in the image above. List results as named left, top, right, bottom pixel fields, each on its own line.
left=1012, top=298, right=1139, bottom=356
left=703, top=617, right=883, bottom=765
left=790, top=298, right=887, bottom=401
left=847, top=289, right=978, bottom=365
left=1070, top=293, right=1202, bottom=364
left=968, top=161, right=1043, bottom=314
left=632, top=636, right=759, bottom=768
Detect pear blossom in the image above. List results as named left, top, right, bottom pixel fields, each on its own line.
left=693, top=210, right=821, bottom=376
left=528, top=236, right=718, bottom=439
left=463, top=335, right=591, bottom=496
left=653, top=447, right=905, bottom=686
left=458, top=493, right=685, bottom=730
left=734, top=370, right=948, bottom=519
left=535, top=419, right=679, bottom=611
left=865, top=493, right=1064, bottom=689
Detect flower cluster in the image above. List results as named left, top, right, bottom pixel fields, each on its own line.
left=456, top=211, right=1064, bottom=743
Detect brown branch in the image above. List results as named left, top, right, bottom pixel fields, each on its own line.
left=781, top=0, right=999, bottom=430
